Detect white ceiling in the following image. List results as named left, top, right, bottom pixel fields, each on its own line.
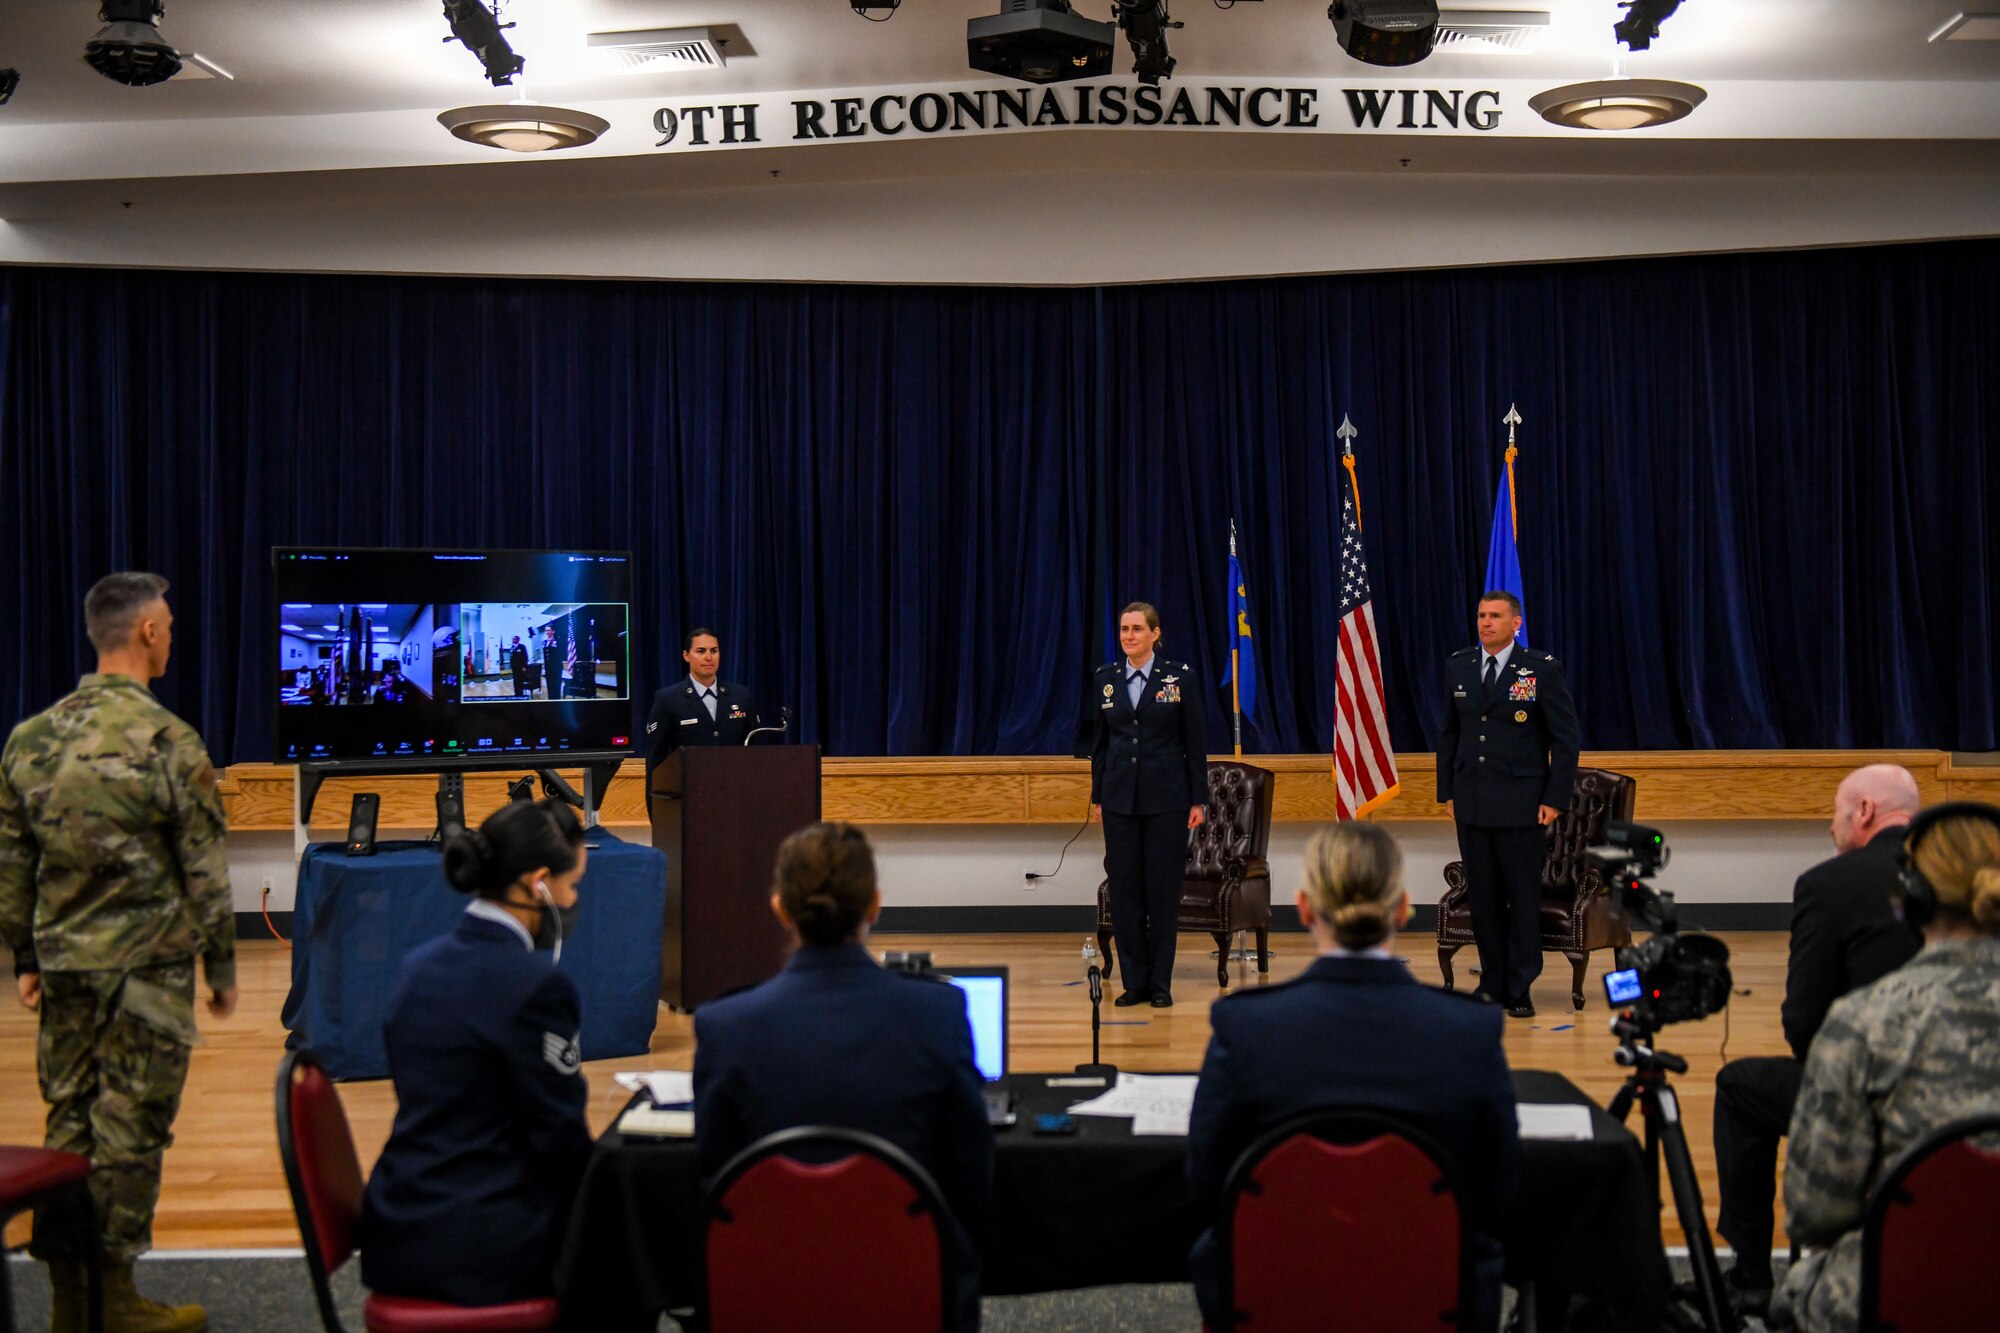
left=0, top=1, right=1993, bottom=283
left=2, top=1, right=1994, bottom=128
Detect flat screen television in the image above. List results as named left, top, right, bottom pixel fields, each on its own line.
left=272, top=547, right=634, bottom=767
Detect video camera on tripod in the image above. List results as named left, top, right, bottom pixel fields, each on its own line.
left=1585, top=821, right=1732, bottom=1032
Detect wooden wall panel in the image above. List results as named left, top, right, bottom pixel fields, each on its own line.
left=222, top=750, right=1984, bottom=833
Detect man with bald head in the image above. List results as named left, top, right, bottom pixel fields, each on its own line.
left=1710, top=763, right=1922, bottom=1318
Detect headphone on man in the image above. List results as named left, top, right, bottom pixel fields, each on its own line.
left=1893, top=801, right=2000, bottom=932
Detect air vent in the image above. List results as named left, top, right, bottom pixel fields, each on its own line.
left=586, top=26, right=728, bottom=73
left=1435, top=9, right=1548, bottom=54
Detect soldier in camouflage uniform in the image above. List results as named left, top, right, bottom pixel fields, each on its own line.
left=1779, top=804, right=2000, bottom=1333
left=0, top=573, right=237, bottom=1333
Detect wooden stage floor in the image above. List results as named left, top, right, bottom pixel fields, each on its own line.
left=1, top=932, right=1794, bottom=1254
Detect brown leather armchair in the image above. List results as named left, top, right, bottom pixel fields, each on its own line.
left=1436, top=767, right=1636, bottom=1010
left=1096, top=761, right=1275, bottom=990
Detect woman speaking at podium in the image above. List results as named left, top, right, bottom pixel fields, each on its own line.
left=1089, top=602, right=1209, bottom=1008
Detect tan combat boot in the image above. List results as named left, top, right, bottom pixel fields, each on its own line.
left=102, top=1262, right=206, bottom=1333
left=45, top=1259, right=86, bottom=1333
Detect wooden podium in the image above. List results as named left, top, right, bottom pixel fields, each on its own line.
left=649, top=745, right=822, bottom=1011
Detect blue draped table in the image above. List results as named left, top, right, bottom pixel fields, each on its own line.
left=282, top=827, right=666, bottom=1079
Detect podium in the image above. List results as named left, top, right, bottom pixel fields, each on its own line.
left=649, top=745, right=822, bottom=1010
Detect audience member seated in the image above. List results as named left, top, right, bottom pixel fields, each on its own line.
left=357, top=797, right=594, bottom=1306
left=693, top=821, right=995, bottom=1331
left=1711, top=764, right=1920, bottom=1318
left=1780, top=803, right=2000, bottom=1333
left=1186, top=822, right=1519, bottom=1333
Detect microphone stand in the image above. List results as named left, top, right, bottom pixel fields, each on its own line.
left=741, top=706, right=793, bottom=746
left=1076, top=942, right=1117, bottom=1080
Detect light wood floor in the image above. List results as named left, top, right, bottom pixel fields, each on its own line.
left=2, top=932, right=1794, bottom=1254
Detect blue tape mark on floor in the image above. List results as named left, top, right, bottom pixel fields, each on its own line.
left=1061, top=980, right=1084, bottom=986
left=1549, top=1024, right=1575, bottom=1032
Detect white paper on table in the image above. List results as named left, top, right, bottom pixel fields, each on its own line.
left=1067, top=1073, right=1199, bottom=1125
left=1516, top=1103, right=1595, bottom=1142
left=614, top=1071, right=696, bottom=1106
left=1131, top=1111, right=1193, bottom=1137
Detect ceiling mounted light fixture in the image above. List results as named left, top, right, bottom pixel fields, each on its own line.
left=438, top=103, right=609, bottom=152
left=443, top=0, right=525, bottom=87
left=85, top=0, right=182, bottom=86
left=1529, top=77, right=1705, bottom=130
left=968, top=0, right=1114, bottom=85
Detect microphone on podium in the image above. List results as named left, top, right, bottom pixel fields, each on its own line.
left=742, top=706, right=792, bottom=746
left=1077, top=937, right=1116, bottom=1081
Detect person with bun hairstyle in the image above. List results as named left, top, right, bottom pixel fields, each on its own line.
left=1778, top=803, right=2000, bottom=1333
left=357, top=797, right=594, bottom=1307
left=693, top=821, right=993, bottom=1330
left=1185, top=822, right=1518, bottom=1333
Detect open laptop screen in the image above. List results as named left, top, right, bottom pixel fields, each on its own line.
left=938, top=968, right=1007, bottom=1082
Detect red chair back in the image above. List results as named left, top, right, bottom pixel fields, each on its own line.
left=703, top=1127, right=956, bottom=1333
left=275, top=1049, right=366, bottom=1333
left=1218, top=1111, right=1469, bottom=1333
left=1862, top=1113, right=2000, bottom=1333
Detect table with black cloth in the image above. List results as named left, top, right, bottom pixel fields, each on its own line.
left=281, top=828, right=667, bottom=1080
left=554, top=1068, right=1668, bottom=1332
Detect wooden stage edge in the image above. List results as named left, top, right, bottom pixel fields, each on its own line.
left=222, top=750, right=2000, bottom=835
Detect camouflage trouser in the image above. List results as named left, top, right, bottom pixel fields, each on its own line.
left=29, top=960, right=197, bottom=1264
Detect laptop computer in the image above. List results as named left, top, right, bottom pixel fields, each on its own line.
left=938, top=966, right=1014, bottom=1125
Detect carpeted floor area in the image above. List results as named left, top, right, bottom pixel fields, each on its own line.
left=4, top=1254, right=1205, bottom=1332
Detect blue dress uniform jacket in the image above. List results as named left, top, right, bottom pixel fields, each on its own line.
left=1435, top=644, right=1581, bottom=827
left=1187, top=955, right=1520, bottom=1332
left=644, top=676, right=760, bottom=773
left=359, top=911, right=593, bottom=1306
left=1087, top=658, right=1210, bottom=817
left=694, top=942, right=995, bottom=1330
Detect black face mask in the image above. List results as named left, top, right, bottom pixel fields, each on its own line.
left=516, top=881, right=579, bottom=962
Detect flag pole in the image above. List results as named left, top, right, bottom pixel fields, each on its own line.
left=1503, top=402, right=1522, bottom=539
left=1229, top=518, right=1243, bottom=757
left=1334, top=414, right=1359, bottom=812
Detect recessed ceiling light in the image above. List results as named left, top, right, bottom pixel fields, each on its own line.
left=1529, top=77, right=1706, bottom=130
left=438, top=103, right=609, bottom=152
left=1929, top=12, right=2000, bottom=41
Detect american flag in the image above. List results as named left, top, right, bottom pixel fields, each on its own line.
left=1334, top=458, right=1400, bottom=819
left=564, top=623, right=578, bottom=686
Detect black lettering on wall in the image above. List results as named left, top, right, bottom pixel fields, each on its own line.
left=910, top=92, right=949, bottom=133
left=1423, top=89, right=1461, bottom=129
left=1343, top=89, right=1393, bottom=127
left=720, top=104, right=759, bottom=143
left=1098, top=85, right=1130, bottom=125
left=794, top=100, right=830, bottom=140
left=1285, top=88, right=1318, bottom=127
left=871, top=95, right=907, bottom=135
left=1466, top=90, right=1502, bottom=131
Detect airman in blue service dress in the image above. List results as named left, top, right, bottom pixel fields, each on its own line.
left=1186, top=952, right=1520, bottom=1333
left=1436, top=641, right=1580, bottom=1010
left=694, top=941, right=995, bottom=1331
left=1089, top=655, right=1210, bottom=1002
left=644, top=676, right=761, bottom=774
left=358, top=902, right=593, bottom=1306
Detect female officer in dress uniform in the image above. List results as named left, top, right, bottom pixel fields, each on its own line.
left=1089, top=602, right=1209, bottom=1007
left=693, top=822, right=994, bottom=1331
left=358, top=797, right=595, bottom=1307
left=1186, top=823, right=1519, bottom=1333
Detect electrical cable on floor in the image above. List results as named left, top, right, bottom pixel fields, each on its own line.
left=262, top=884, right=291, bottom=950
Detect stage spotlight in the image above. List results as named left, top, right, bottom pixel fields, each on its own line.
left=85, top=0, right=182, bottom=87
left=1115, top=0, right=1178, bottom=84
left=1614, top=0, right=1684, bottom=51
left=442, top=0, right=525, bottom=87
left=0, top=69, right=18, bottom=105
left=968, top=0, right=1114, bottom=85
left=1327, top=0, right=1439, bottom=67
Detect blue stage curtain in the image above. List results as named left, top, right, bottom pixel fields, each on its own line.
left=3, top=240, right=1997, bottom=763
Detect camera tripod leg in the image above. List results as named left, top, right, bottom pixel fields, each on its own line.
left=1653, top=1084, right=1730, bottom=1333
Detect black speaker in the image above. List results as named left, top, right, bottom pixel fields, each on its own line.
left=346, top=792, right=381, bottom=856
left=435, top=775, right=466, bottom=845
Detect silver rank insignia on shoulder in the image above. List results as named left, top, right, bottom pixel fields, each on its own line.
left=542, top=1030, right=582, bottom=1075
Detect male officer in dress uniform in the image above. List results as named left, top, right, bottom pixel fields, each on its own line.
left=1, top=572, right=237, bottom=1333
left=644, top=628, right=761, bottom=775
left=1436, top=590, right=1580, bottom=1017
left=508, top=636, right=529, bottom=698
left=1089, top=603, right=1209, bottom=1007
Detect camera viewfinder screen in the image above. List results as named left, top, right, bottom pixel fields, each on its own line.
left=273, top=548, right=632, bottom=764
left=1604, top=968, right=1643, bottom=1006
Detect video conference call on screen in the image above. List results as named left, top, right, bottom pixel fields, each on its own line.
left=272, top=548, right=633, bottom=764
